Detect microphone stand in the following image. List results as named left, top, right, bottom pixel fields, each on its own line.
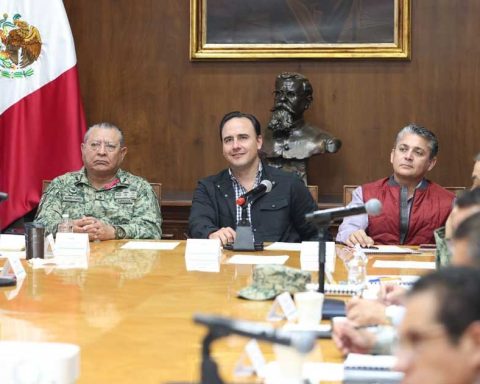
left=232, top=204, right=255, bottom=251
left=312, top=215, right=331, bottom=295
left=200, top=329, right=227, bottom=384
left=231, top=198, right=263, bottom=251
left=311, top=215, right=346, bottom=319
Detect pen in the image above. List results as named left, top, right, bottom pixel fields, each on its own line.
left=361, top=245, right=379, bottom=249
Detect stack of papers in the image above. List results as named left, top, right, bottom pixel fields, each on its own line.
left=184, top=239, right=221, bottom=272
left=300, top=241, right=336, bottom=272
left=0, top=234, right=25, bottom=251
left=0, top=234, right=26, bottom=259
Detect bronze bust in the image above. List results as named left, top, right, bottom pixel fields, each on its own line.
left=262, top=72, right=341, bottom=181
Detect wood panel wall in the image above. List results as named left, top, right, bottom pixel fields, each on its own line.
left=63, top=0, right=480, bottom=201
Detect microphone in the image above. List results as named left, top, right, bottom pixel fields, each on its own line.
left=0, top=192, right=8, bottom=202
left=194, top=313, right=316, bottom=354
left=236, top=180, right=273, bottom=206
left=305, top=198, right=382, bottom=223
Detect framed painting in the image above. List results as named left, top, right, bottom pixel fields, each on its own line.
left=190, top=0, right=411, bottom=60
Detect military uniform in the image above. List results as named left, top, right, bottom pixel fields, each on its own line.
left=35, top=168, right=162, bottom=239
left=434, top=226, right=451, bottom=268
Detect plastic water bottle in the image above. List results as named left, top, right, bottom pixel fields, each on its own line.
left=57, top=213, right=73, bottom=233
left=347, top=245, right=367, bottom=286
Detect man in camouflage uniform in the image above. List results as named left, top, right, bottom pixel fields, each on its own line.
left=435, top=187, right=480, bottom=267
left=35, top=122, right=162, bottom=240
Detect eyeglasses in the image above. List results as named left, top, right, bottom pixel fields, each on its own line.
left=86, top=141, right=120, bottom=153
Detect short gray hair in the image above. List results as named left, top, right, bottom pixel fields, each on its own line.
left=474, top=152, right=480, bottom=162
left=84, top=122, right=125, bottom=146
left=394, top=124, right=438, bottom=159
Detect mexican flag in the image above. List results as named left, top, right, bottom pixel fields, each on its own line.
left=0, top=0, right=86, bottom=231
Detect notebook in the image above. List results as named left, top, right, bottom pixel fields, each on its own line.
left=343, top=353, right=404, bottom=383
left=309, top=275, right=420, bottom=297
left=324, top=283, right=363, bottom=296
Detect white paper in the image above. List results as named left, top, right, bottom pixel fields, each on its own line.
left=184, top=239, right=221, bottom=272
left=264, top=242, right=302, bottom=251
left=0, top=251, right=26, bottom=259
left=362, top=245, right=420, bottom=254
left=373, top=260, right=436, bottom=270
left=185, top=257, right=220, bottom=273
left=227, top=255, right=289, bottom=265
left=121, top=241, right=180, bottom=250
left=28, top=255, right=88, bottom=270
left=0, top=234, right=25, bottom=251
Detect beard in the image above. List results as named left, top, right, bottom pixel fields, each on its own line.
left=267, top=106, right=295, bottom=138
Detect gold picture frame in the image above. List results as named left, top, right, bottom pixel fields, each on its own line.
left=190, top=0, right=411, bottom=60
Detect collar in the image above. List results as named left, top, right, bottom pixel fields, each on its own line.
left=387, top=175, right=428, bottom=190
left=75, top=167, right=129, bottom=189
left=228, top=162, right=263, bottom=185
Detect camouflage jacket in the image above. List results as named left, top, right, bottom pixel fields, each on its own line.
left=434, top=226, right=451, bottom=268
left=35, top=168, right=162, bottom=239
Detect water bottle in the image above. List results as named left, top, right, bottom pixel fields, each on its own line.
left=57, top=213, right=73, bottom=233
left=347, top=245, right=367, bottom=286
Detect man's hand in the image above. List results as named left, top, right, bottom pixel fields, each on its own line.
left=208, top=227, right=236, bottom=245
left=346, top=297, right=389, bottom=326
left=378, top=284, right=407, bottom=306
left=332, top=319, right=376, bottom=355
left=346, top=230, right=374, bottom=248
left=73, top=216, right=115, bottom=241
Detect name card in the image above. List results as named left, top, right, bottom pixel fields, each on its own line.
left=185, top=238, right=221, bottom=256
left=267, top=291, right=297, bottom=322
left=2, top=255, right=26, bottom=280
left=185, top=239, right=221, bottom=272
left=54, top=233, right=90, bottom=257
left=234, top=339, right=267, bottom=378
left=300, top=241, right=336, bottom=273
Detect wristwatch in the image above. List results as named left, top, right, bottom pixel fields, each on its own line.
left=114, top=225, right=126, bottom=239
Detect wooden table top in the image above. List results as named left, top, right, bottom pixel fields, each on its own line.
left=0, top=241, right=435, bottom=383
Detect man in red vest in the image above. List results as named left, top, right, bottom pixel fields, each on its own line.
left=337, top=124, right=455, bottom=247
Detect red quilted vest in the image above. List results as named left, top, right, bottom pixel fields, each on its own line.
left=363, top=177, right=455, bottom=245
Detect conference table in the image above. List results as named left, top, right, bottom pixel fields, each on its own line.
left=0, top=240, right=435, bottom=383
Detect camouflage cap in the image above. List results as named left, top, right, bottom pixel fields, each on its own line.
left=238, top=265, right=311, bottom=301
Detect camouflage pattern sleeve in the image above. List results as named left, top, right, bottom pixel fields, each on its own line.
left=34, top=177, right=68, bottom=235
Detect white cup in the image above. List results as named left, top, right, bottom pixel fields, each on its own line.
left=294, top=291, right=324, bottom=327
left=272, top=344, right=305, bottom=384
